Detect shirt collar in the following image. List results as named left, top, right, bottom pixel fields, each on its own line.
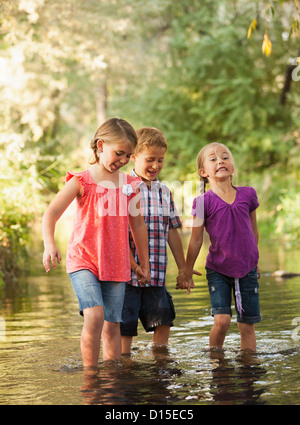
left=131, top=169, right=161, bottom=188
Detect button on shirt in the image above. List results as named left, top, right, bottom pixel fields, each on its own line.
left=129, top=170, right=182, bottom=287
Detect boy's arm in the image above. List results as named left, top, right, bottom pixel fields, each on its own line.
left=168, top=228, right=194, bottom=294
left=168, top=227, right=202, bottom=294
left=250, top=209, right=260, bottom=278
left=42, top=176, right=82, bottom=272
left=185, top=217, right=205, bottom=293
left=167, top=227, right=186, bottom=275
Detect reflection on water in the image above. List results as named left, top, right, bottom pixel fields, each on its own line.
left=80, top=347, right=184, bottom=405
left=0, top=242, right=300, bottom=405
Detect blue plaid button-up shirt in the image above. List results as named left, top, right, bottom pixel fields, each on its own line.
left=129, top=169, right=182, bottom=287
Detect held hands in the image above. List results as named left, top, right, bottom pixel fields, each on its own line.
left=176, top=269, right=202, bottom=295
left=133, top=265, right=151, bottom=285
left=43, top=243, right=61, bottom=272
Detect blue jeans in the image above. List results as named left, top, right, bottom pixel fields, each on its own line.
left=206, top=267, right=261, bottom=324
left=69, top=269, right=126, bottom=322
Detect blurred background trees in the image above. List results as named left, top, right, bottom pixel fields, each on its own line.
left=1, top=0, right=299, bottom=283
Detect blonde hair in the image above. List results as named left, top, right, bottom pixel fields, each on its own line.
left=196, top=142, right=237, bottom=191
left=90, top=118, right=137, bottom=164
left=134, top=127, right=167, bottom=154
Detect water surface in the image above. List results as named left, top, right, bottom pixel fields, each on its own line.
left=0, top=240, right=299, bottom=405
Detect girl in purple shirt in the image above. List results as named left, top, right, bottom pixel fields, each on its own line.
left=185, top=142, right=261, bottom=352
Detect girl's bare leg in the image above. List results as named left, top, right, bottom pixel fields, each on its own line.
left=102, top=321, right=122, bottom=360
left=238, top=322, right=256, bottom=351
left=209, top=314, right=231, bottom=348
left=81, top=306, right=104, bottom=367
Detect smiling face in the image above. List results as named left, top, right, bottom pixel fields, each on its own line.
left=98, top=139, right=133, bottom=173
left=132, top=146, right=166, bottom=185
left=199, top=144, right=235, bottom=183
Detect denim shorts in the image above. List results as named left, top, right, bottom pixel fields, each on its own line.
left=206, top=267, right=261, bottom=324
left=69, top=269, right=126, bottom=322
left=120, top=285, right=176, bottom=336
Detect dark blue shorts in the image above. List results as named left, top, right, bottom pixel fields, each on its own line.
left=120, top=284, right=175, bottom=336
left=206, top=267, right=261, bottom=324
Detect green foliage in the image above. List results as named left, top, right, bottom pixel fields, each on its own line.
left=111, top=0, right=300, bottom=244
left=275, top=190, right=300, bottom=245
left=0, top=0, right=300, bottom=285
left=0, top=178, right=34, bottom=283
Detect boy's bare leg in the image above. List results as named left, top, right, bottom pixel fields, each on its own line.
left=152, top=325, right=170, bottom=345
left=121, top=335, right=133, bottom=354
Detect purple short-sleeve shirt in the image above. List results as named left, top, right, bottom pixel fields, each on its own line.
left=192, top=186, right=259, bottom=278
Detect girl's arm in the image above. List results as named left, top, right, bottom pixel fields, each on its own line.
left=250, top=209, right=259, bottom=244
left=128, top=208, right=150, bottom=284
left=42, top=177, right=82, bottom=272
left=129, top=249, right=147, bottom=282
left=250, top=209, right=260, bottom=278
left=184, top=217, right=205, bottom=294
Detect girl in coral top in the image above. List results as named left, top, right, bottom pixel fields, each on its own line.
left=42, top=118, right=150, bottom=367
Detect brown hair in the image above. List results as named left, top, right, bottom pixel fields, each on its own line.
left=90, top=118, right=137, bottom=164
left=134, top=127, right=167, bottom=154
left=196, top=142, right=237, bottom=192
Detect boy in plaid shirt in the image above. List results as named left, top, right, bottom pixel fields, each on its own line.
left=121, top=127, right=190, bottom=353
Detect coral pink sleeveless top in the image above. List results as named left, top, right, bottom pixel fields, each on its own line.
left=66, top=170, right=141, bottom=282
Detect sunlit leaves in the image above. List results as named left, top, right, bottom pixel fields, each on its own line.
left=247, top=18, right=257, bottom=39
left=247, top=0, right=299, bottom=56
left=262, top=33, right=272, bottom=56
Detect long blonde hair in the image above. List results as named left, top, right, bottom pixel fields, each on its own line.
left=90, top=118, right=137, bottom=164
left=196, top=142, right=237, bottom=192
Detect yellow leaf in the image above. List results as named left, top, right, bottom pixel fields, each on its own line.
left=262, top=33, right=272, bottom=56
left=247, top=18, right=257, bottom=39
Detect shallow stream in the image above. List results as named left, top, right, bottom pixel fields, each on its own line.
left=0, top=239, right=299, bottom=405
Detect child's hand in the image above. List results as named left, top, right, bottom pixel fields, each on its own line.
left=134, top=265, right=151, bottom=285
left=192, top=269, right=202, bottom=278
left=176, top=269, right=201, bottom=294
left=175, top=277, right=195, bottom=295
left=43, top=244, right=61, bottom=272
left=186, top=279, right=195, bottom=295
left=176, top=278, right=195, bottom=295
left=176, top=271, right=188, bottom=289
